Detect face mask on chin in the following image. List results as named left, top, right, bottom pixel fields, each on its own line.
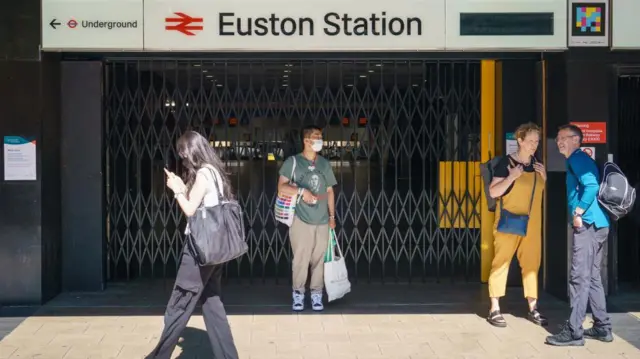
left=311, top=139, right=323, bottom=152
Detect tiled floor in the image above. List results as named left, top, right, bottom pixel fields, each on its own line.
left=1, top=283, right=639, bottom=359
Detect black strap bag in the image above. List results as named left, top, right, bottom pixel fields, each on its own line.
left=186, top=167, right=248, bottom=266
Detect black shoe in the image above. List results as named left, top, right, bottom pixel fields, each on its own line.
left=584, top=326, right=614, bottom=343
left=528, top=309, right=548, bottom=326
left=487, top=310, right=507, bottom=328
left=545, top=323, right=585, bottom=346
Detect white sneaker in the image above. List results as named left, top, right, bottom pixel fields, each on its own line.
left=292, top=290, right=304, bottom=311
left=311, top=291, right=324, bottom=311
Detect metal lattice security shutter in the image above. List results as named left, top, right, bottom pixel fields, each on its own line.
left=104, top=58, right=482, bottom=283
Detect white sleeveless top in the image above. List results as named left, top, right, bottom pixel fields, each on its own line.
left=184, top=165, right=223, bottom=234
left=199, top=165, right=223, bottom=207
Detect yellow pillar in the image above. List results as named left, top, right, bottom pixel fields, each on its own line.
left=480, top=60, right=502, bottom=283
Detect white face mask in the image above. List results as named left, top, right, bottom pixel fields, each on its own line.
left=311, top=139, right=323, bottom=152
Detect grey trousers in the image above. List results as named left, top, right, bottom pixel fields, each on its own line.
left=568, top=223, right=612, bottom=337
left=147, top=247, right=239, bottom=359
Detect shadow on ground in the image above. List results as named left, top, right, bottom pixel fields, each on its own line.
left=173, top=327, right=213, bottom=359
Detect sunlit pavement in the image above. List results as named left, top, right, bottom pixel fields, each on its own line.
left=1, top=283, right=639, bottom=359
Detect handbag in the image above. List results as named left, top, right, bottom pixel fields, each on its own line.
left=323, top=229, right=351, bottom=302
left=496, top=158, right=537, bottom=237
left=274, top=157, right=299, bottom=227
left=186, top=167, right=248, bottom=266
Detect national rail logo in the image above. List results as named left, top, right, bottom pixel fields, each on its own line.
left=165, top=12, right=204, bottom=36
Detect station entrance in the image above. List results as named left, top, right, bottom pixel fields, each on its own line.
left=104, top=58, right=483, bottom=284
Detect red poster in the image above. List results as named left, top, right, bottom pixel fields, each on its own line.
left=570, top=122, right=607, bottom=144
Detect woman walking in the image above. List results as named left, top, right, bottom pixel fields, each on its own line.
left=486, top=123, right=548, bottom=328
left=146, top=131, right=239, bottom=359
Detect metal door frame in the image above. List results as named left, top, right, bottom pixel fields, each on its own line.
left=608, top=64, right=640, bottom=295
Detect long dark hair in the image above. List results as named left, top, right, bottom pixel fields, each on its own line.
left=176, top=131, right=234, bottom=199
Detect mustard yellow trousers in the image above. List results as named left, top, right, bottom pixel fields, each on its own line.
left=488, top=232, right=541, bottom=299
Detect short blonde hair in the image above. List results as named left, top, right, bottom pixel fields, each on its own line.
left=514, top=122, right=541, bottom=141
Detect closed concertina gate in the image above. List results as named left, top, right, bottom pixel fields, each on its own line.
left=104, top=58, right=482, bottom=284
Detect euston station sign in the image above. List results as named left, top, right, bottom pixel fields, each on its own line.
left=214, top=12, right=424, bottom=37
left=41, top=0, right=568, bottom=51
left=143, top=0, right=446, bottom=51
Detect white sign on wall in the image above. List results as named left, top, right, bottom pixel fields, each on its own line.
left=42, top=0, right=144, bottom=50
left=612, top=0, right=640, bottom=49
left=143, top=0, right=446, bottom=51
left=40, top=0, right=571, bottom=51
left=580, top=146, right=596, bottom=160
left=4, top=136, right=37, bottom=181
left=445, top=0, right=567, bottom=50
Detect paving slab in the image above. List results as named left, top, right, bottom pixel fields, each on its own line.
left=0, top=283, right=639, bottom=359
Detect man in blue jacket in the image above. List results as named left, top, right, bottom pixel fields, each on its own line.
left=546, top=124, right=613, bottom=346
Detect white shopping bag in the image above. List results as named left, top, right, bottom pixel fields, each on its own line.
left=324, top=229, right=351, bottom=302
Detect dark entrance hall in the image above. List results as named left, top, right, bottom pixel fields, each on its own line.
left=614, top=74, right=640, bottom=295
left=104, top=58, right=482, bottom=284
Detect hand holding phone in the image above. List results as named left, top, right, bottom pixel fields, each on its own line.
left=164, top=168, right=184, bottom=193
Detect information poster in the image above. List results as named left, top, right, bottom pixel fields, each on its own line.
left=505, top=132, right=518, bottom=155
left=570, top=122, right=607, bottom=144
left=4, top=136, right=37, bottom=181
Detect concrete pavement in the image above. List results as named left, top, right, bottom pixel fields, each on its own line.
left=1, top=283, right=639, bottom=359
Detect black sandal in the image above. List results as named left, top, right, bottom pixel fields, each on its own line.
left=487, top=310, right=507, bottom=328
left=528, top=309, right=548, bottom=326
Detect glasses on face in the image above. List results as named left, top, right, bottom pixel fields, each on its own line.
left=555, top=135, right=577, bottom=143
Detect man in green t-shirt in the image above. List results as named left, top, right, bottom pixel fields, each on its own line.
left=278, top=125, right=337, bottom=311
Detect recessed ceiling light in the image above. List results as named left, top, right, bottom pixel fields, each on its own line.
left=193, top=64, right=201, bottom=67
left=283, top=84, right=288, bottom=87
left=283, top=75, right=288, bottom=78
left=206, top=75, right=213, bottom=78
left=368, top=70, right=374, bottom=73
left=375, top=64, right=382, bottom=67
left=347, top=84, right=353, bottom=87
left=202, top=70, right=207, bottom=73
left=412, top=84, right=418, bottom=87
left=216, top=84, right=222, bottom=87
left=359, top=75, right=367, bottom=78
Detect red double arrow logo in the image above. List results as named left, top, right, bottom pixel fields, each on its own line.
left=165, top=12, right=203, bottom=36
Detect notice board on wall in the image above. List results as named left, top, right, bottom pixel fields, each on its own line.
left=570, top=122, right=607, bottom=144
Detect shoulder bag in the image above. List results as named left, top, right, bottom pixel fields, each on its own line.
left=274, top=156, right=299, bottom=227
left=186, top=167, right=248, bottom=266
left=496, top=157, right=537, bottom=237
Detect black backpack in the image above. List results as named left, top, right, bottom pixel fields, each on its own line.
left=597, top=162, right=636, bottom=221
left=480, top=156, right=504, bottom=212
left=569, top=160, right=636, bottom=221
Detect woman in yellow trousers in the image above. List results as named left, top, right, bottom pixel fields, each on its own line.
left=486, top=123, right=547, bottom=328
